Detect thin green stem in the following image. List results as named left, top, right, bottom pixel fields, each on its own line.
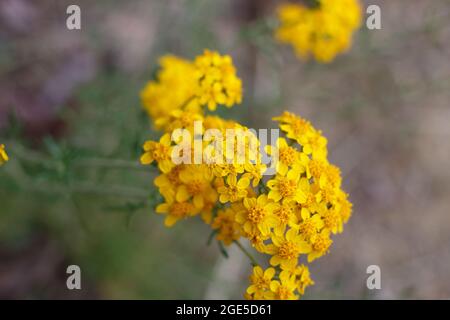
left=70, top=182, right=150, bottom=199
left=234, top=240, right=259, bottom=267
left=73, top=157, right=147, bottom=171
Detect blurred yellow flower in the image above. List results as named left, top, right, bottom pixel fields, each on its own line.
left=212, top=207, right=241, bottom=245
left=218, top=175, right=250, bottom=203
left=275, top=0, right=362, bottom=63
left=156, top=199, right=197, bottom=227
left=194, top=50, right=242, bottom=111
left=0, top=144, right=8, bottom=165
left=246, top=266, right=275, bottom=299
left=140, top=133, right=174, bottom=173
left=267, top=270, right=298, bottom=300
left=140, top=51, right=354, bottom=300
left=266, top=227, right=311, bottom=269
left=236, top=194, right=278, bottom=236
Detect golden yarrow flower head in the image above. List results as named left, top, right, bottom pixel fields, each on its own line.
left=275, top=0, right=362, bottom=63
left=194, top=50, right=243, bottom=111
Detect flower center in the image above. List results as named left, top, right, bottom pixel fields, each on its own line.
left=279, top=146, right=296, bottom=166
left=303, top=193, right=315, bottom=208
left=291, top=118, right=310, bottom=137
left=248, top=205, right=267, bottom=224
left=275, top=206, right=292, bottom=224
left=279, top=240, right=299, bottom=260
left=313, top=234, right=332, bottom=253
left=255, top=277, right=270, bottom=290
left=299, top=219, right=316, bottom=240
left=278, top=178, right=297, bottom=198
left=277, top=286, right=292, bottom=300
left=323, top=210, right=339, bottom=229
left=152, top=144, right=170, bottom=162
left=308, top=159, right=325, bottom=178
left=167, top=167, right=182, bottom=185
left=187, top=179, right=205, bottom=194
left=170, top=202, right=192, bottom=218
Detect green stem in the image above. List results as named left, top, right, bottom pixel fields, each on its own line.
left=234, top=240, right=259, bottom=267
left=73, top=157, right=147, bottom=170
left=70, top=182, right=150, bottom=199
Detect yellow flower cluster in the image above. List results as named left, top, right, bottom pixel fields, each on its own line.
left=140, top=50, right=242, bottom=131
left=275, top=0, right=362, bottom=63
left=140, top=51, right=352, bottom=300
left=0, top=144, right=8, bottom=166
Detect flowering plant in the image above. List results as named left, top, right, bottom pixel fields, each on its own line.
left=140, top=50, right=352, bottom=300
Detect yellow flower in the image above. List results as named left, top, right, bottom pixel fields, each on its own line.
left=274, top=111, right=313, bottom=142
left=156, top=199, right=197, bottom=227
left=218, top=175, right=250, bottom=203
left=236, top=195, right=278, bottom=237
left=212, top=207, right=241, bottom=245
left=299, top=129, right=328, bottom=160
left=293, top=265, right=314, bottom=295
left=267, top=169, right=305, bottom=203
left=298, top=209, right=324, bottom=242
left=0, top=144, right=8, bottom=165
left=272, top=200, right=298, bottom=235
left=307, top=158, right=327, bottom=180
left=265, top=137, right=299, bottom=175
left=212, top=163, right=245, bottom=178
left=335, top=190, right=352, bottom=224
left=321, top=207, right=343, bottom=234
left=246, top=266, right=275, bottom=299
left=160, top=109, right=203, bottom=134
left=308, top=229, right=332, bottom=262
left=176, top=165, right=217, bottom=210
left=141, top=55, right=198, bottom=130
left=242, top=227, right=269, bottom=253
left=140, top=133, right=174, bottom=173
left=267, top=270, right=298, bottom=300
left=154, top=165, right=185, bottom=203
left=194, top=50, right=242, bottom=111
left=275, top=0, right=362, bottom=63
left=266, top=227, right=311, bottom=269
left=243, top=161, right=266, bottom=187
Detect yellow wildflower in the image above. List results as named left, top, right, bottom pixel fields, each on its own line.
left=275, top=0, right=362, bottom=63
left=141, top=55, right=199, bottom=130
left=194, top=50, right=242, bottom=111
left=266, top=227, right=311, bottom=270
left=298, top=209, right=324, bottom=242
left=212, top=207, right=241, bottom=245
left=0, top=144, right=8, bottom=165
left=308, top=229, right=332, bottom=262
left=156, top=199, right=197, bottom=227
left=176, top=165, right=217, bottom=210
left=218, top=175, right=250, bottom=203
left=265, top=137, right=299, bottom=175
left=246, top=266, right=275, bottom=300
left=236, top=195, right=278, bottom=237
left=272, top=200, right=298, bottom=235
left=243, top=161, right=266, bottom=187
left=293, top=265, right=314, bottom=295
left=274, top=111, right=313, bottom=142
left=267, top=169, right=305, bottom=203
left=140, top=133, right=174, bottom=173
left=267, top=270, right=298, bottom=300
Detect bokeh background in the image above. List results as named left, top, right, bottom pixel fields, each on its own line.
left=1, top=0, right=450, bottom=299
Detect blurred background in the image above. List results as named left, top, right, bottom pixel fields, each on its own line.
left=1, top=0, right=450, bottom=299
